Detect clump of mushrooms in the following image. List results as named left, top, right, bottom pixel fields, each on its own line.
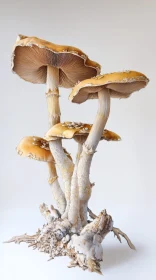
left=12, top=34, right=101, bottom=218
left=5, top=34, right=150, bottom=274
left=45, top=122, right=121, bottom=229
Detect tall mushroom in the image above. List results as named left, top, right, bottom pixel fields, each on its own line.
left=45, top=122, right=121, bottom=228
left=69, top=71, right=149, bottom=225
left=12, top=35, right=101, bottom=217
left=16, top=136, right=71, bottom=214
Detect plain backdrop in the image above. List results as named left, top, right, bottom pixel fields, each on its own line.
left=0, top=0, right=156, bottom=279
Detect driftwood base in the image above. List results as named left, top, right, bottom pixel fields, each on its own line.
left=4, top=205, right=135, bottom=274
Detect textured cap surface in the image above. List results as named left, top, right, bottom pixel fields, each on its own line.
left=17, top=136, right=72, bottom=162
left=45, top=122, right=121, bottom=141
left=69, top=71, right=149, bottom=104
left=16, top=136, right=53, bottom=162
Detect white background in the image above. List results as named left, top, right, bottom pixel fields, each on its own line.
left=0, top=0, right=156, bottom=279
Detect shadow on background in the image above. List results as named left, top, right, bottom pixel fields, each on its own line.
left=101, top=244, right=144, bottom=270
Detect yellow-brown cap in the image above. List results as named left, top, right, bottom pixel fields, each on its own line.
left=12, top=35, right=101, bottom=88
left=69, top=71, right=149, bottom=104
left=16, top=136, right=54, bottom=162
left=44, top=122, right=121, bottom=142
left=16, top=136, right=72, bottom=162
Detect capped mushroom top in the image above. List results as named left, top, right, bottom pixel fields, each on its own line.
left=17, top=136, right=72, bottom=162
left=12, top=35, right=101, bottom=88
left=16, top=136, right=54, bottom=162
left=69, top=70, right=149, bottom=104
left=44, top=122, right=121, bottom=142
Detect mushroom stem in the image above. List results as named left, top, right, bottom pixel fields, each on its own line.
left=47, top=161, right=66, bottom=214
left=77, top=89, right=110, bottom=226
left=46, top=66, right=60, bottom=127
left=49, top=140, right=74, bottom=219
left=68, top=143, right=82, bottom=230
left=46, top=65, right=74, bottom=216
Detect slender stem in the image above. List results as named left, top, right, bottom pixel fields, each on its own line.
left=47, top=162, right=66, bottom=214
left=49, top=141, right=74, bottom=219
left=68, top=143, right=82, bottom=230
left=46, top=66, right=60, bottom=127
left=77, top=89, right=110, bottom=226
left=46, top=66, right=74, bottom=216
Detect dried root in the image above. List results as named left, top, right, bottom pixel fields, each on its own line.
left=112, top=227, right=136, bottom=250
left=4, top=206, right=135, bottom=274
left=87, top=207, right=97, bottom=220
left=87, top=208, right=135, bottom=250
left=4, top=232, right=40, bottom=245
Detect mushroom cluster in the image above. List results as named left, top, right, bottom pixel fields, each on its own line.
left=6, top=34, right=149, bottom=274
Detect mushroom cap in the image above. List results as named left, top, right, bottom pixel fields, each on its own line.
left=12, top=35, right=101, bottom=88
left=69, top=70, right=149, bottom=104
left=16, top=136, right=54, bottom=162
left=16, top=136, right=72, bottom=162
left=44, top=122, right=121, bottom=141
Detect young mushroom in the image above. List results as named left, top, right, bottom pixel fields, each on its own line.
left=45, top=122, right=121, bottom=228
left=69, top=70, right=149, bottom=226
left=12, top=35, right=101, bottom=218
left=16, top=136, right=71, bottom=214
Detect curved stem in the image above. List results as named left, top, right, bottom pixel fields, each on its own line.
left=47, top=162, right=66, bottom=214
left=49, top=141, right=74, bottom=219
left=46, top=66, right=74, bottom=216
left=68, top=143, right=82, bottom=230
left=77, top=89, right=110, bottom=226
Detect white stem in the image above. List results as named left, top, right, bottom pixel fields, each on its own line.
left=49, top=141, right=74, bottom=219
left=46, top=66, right=60, bottom=127
left=47, top=162, right=66, bottom=214
left=46, top=66, right=74, bottom=216
left=68, top=143, right=82, bottom=230
left=77, top=89, right=110, bottom=226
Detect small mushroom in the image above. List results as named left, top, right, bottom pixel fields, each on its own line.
left=69, top=70, right=149, bottom=226
left=16, top=136, right=68, bottom=214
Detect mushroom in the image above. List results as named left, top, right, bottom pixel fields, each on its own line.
left=45, top=122, right=121, bottom=228
left=12, top=35, right=100, bottom=127
left=16, top=136, right=72, bottom=214
left=69, top=70, right=149, bottom=226
left=12, top=35, right=101, bottom=218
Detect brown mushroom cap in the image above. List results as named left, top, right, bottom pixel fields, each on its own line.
left=17, top=136, right=72, bottom=162
left=69, top=71, right=149, bottom=104
left=16, top=136, right=54, bottom=162
left=12, top=35, right=101, bottom=88
left=44, top=122, right=121, bottom=142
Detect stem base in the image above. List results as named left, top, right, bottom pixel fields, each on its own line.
left=5, top=206, right=135, bottom=274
